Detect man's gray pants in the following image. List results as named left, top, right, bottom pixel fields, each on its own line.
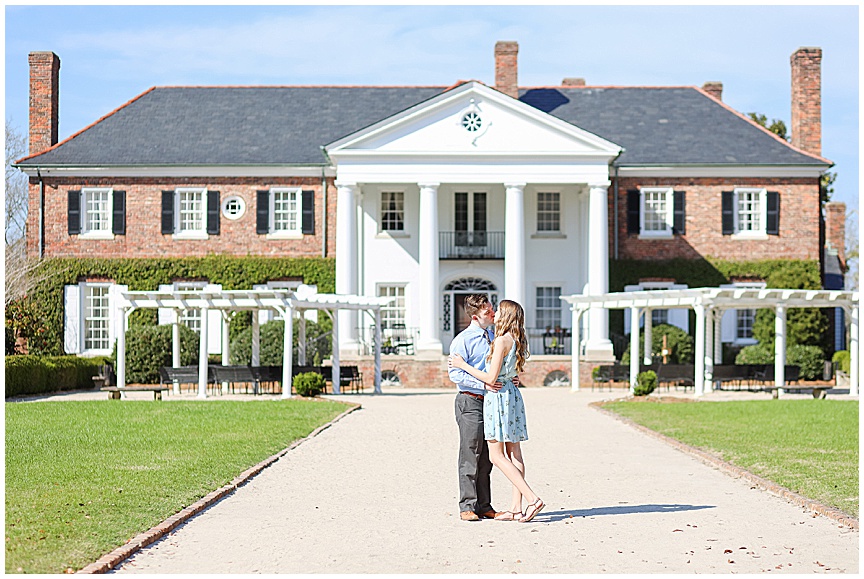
left=455, top=393, right=493, bottom=513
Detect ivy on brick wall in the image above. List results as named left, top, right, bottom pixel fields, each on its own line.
left=608, top=258, right=831, bottom=356
left=11, top=256, right=335, bottom=356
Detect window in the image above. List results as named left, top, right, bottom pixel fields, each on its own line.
left=256, top=188, right=314, bottom=237
left=221, top=195, right=246, bottom=220
left=722, top=189, right=779, bottom=236
left=175, top=282, right=206, bottom=333
left=536, top=286, right=562, bottom=330
left=623, top=281, right=689, bottom=334
left=627, top=188, right=685, bottom=236
left=381, top=192, right=404, bottom=232
left=651, top=309, right=669, bottom=326
left=162, top=188, right=219, bottom=238
left=68, top=188, right=125, bottom=237
left=537, top=192, right=560, bottom=232
left=84, top=284, right=111, bottom=351
left=378, top=285, right=406, bottom=328
left=736, top=309, right=755, bottom=340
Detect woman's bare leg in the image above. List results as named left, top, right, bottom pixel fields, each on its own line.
left=487, top=440, right=538, bottom=504
left=505, top=442, right=525, bottom=513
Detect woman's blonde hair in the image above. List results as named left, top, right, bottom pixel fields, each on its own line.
left=486, top=299, right=529, bottom=373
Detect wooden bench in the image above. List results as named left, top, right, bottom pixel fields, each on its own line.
left=101, top=386, right=169, bottom=400
left=764, top=385, right=829, bottom=399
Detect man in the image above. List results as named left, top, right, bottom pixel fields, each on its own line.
left=448, top=293, right=502, bottom=522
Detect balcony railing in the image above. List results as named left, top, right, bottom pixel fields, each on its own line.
left=439, top=231, right=505, bottom=260
left=527, top=327, right=572, bottom=356
left=356, top=325, right=419, bottom=356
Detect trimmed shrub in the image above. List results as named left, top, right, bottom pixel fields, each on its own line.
left=735, top=344, right=774, bottom=365
left=5, top=355, right=104, bottom=397
left=293, top=371, right=325, bottom=397
left=621, top=324, right=694, bottom=365
left=110, top=324, right=199, bottom=384
left=833, top=350, right=850, bottom=374
left=230, top=319, right=332, bottom=366
left=735, top=343, right=825, bottom=380
left=633, top=370, right=657, bottom=396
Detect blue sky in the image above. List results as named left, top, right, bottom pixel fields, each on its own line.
left=4, top=4, right=859, bottom=214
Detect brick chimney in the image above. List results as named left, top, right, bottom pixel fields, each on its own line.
left=562, top=77, right=586, bottom=87
left=702, top=81, right=723, bottom=101
left=28, top=51, right=60, bottom=156
left=790, top=47, right=822, bottom=156
left=494, top=41, right=519, bottom=99
left=825, top=201, right=846, bottom=267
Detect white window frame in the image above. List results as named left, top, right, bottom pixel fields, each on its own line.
left=79, top=187, right=114, bottom=240
left=377, top=284, right=407, bottom=328
left=267, top=187, right=303, bottom=239
left=623, top=281, right=689, bottom=333
left=535, top=285, right=563, bottom=330
left=732, top=188, right=768, bottom=239
left=536, top=191, right=561, bottom=234
left=173, top=187, right=208, bottom=240
left=380, top=191, right=406, bottom=234
left=639, top=187, right=674, bottom=239
left=174, top=281, right=207, bottom=333
left=720, top=281, right=766, bottom=345
left=82, top=282, right=113, bottom=354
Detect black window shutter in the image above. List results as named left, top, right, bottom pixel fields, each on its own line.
left=766, top=191, right=780, bottom=235
left=112, top=190, right=126, bottom=235
left=301, top=190, right=315, bottom=235
left=256, top=190, right=270, bottom=234
left=721, top=191, right=734, bottom=235
left=68, top=190, right=81, bottom=235
left=626, top=190, right=640, bottom=234
left=207, top=190, right=220, bottom=235
left=161, top=191, right=174, bottom=234
left=672, top=190, right=686, bottom=235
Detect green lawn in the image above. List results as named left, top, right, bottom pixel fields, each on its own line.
left=601, top=399, right=858, bottom=519
left=5, top=399, right=351, bottom=574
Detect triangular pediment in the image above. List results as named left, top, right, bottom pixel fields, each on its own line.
left=326, top=82, right=622, bottom=159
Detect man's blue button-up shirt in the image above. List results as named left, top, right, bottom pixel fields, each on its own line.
left=448, top=323, right=494, bottom=396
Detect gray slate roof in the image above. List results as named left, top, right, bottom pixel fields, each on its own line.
left=18, top=85, right=827, bottom=168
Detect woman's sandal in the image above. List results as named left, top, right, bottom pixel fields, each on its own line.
left=519, top=498, right=544, bottom=523
left=493, top=511, right=523, bottom=521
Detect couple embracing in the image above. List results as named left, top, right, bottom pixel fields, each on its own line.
left=447, top=294, right=544, bottom=523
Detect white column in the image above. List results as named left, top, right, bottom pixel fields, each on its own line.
left=198, top=306, right=209, bottom=399
left=849, top=305, right=859, bottom=396
left=117, top=306, right=127, bottom=390
left=643, top=311, right=653, bottom=366
left=417, top=182, right=442, bottom=356
left=251, top=312, right=260, bottom=367
left=373, top=308, right=382, bottom=393
left=694, top=304, right=705, bottom=396
left=172, top=314, right=180, bottom=395
left=221, top=312, right=230, bottom=394
left=504, top=182, right=526, bottom=306
left=335, top=182, right=359, bottom=355
left=705, top=308, right=714, bottom=388
left=298, top=312, right=307, bottom=366
left=281, top=309, right=294, bottom=399
left=775, top=305, right=787, bottom=394
left=331, top=310, right=341, bottom=395
left=713, top=309, right=723, bottom=365
left=629, top=306, right=640, bottom=394
left=570, top=307, right=584, bottom=392
left=586, top=183, right=614, bottom=359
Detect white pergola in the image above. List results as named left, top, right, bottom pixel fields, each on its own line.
left=115, top=288, right=392, bottom=398
left=562, top=288, right=859, bottom=397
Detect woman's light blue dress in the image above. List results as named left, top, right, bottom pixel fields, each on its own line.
left=483, top=341, right=528, bottom=442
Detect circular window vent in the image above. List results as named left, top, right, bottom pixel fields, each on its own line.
left=221, top=195, right=246, bottom=220
left=381, top=370, right=402, bottom=388
left=461, top=111, right=482, bottom=132
left=543, top=370, right=570, bottom=388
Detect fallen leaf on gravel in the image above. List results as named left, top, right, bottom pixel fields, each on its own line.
left=728, top=559, right=735, bottom=564
left=673, top=529, right=683, bottom=532
left=724, top=549, right=733, bottom=554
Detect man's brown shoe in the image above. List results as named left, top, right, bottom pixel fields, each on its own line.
left=476, top=510, right=497, bottom=519
left=460, top=511, right=480, bottom=521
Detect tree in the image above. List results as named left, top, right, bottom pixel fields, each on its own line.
left=847, top=209, right=859, bottom=291
left=747, top=112, right=788, bottom=141
left=5, top=121, right=27, bottom=245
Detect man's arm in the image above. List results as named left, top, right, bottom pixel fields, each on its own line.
left=447, top=336, right=487, bottom=390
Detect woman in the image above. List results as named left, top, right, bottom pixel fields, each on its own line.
left=448, top=299, right=544, bottom=523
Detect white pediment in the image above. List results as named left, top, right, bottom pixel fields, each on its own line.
left=326, top=82, right=621, bottom=160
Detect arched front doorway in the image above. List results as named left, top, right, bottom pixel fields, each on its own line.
left=443, top=277, right=499, bottom=348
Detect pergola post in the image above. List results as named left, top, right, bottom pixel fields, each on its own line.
left=373, top=308, right=382, bottom=393
left=298, top=311, right=307, bottom=366
left=570, top=306, right=585, bottom=392
left=331, top=310, right=341, bottom=395
left=694, top=304, right=705, bottom=396
left=221, top=312, right=230, bottom=394
left=629, top=306, right=639, bottom=395
left=705, top=307, right=714, bottom=383
left=281, top=308, right=294, bottom=399
left=251, top=312, right=260, bottom=367
left=117, top=306, right=128, bottom=390
left=713, top=308, right=723, bottom=367
left=849, top=305, right=858, bottom=396
left=172, top=312, right=180, bottom=394
left=775, top=305, right=787, bottom=394
left=198, top=305, right=209, bottom=399
left=643, top=310, right=653, bottom=366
